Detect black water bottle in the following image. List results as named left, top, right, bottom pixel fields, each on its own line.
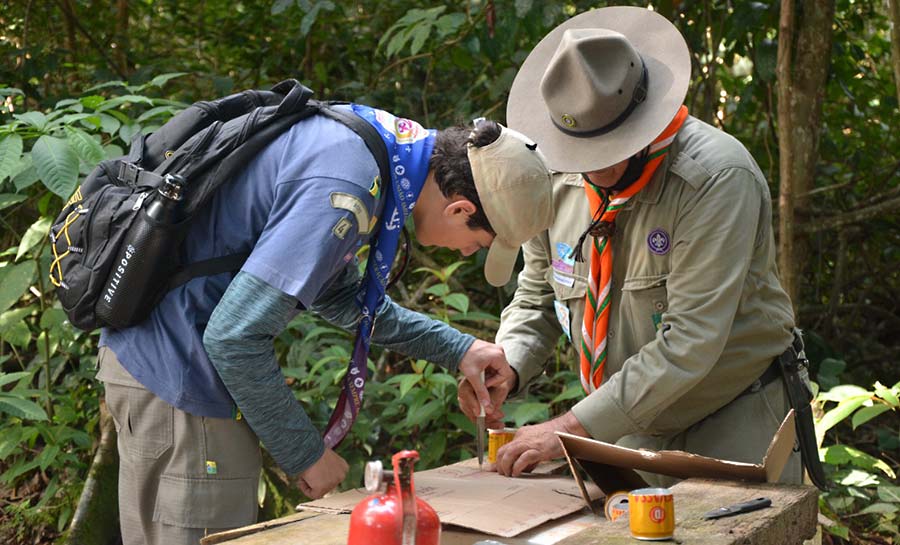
left=96, top=174, right=188, bottom=328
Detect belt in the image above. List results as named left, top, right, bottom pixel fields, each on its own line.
left=739, top=333, right=804, bottom=397
left=739, top=358, right=782, bottom=397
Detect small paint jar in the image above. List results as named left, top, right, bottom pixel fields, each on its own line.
left=487, top=428, right=516, bottom=463
left=628, top=487, right=675, bottom=540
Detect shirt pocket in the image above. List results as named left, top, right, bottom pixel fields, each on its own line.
left=546, top=266, right=587, bottom=346
left=620, top=274, right=669, bottom=340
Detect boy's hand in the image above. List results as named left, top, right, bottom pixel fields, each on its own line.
left=457, top=340, right=517, bottom=425
left=297, top=448, right=348, bottom=499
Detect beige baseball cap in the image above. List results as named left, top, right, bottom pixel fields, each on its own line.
left=468, top=125, right=553, bottom=287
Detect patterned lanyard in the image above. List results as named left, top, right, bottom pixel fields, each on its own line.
left=322, top=105, right=436, bottom=448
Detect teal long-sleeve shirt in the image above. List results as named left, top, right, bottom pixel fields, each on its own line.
left=203, top=267, right=475, bottom=476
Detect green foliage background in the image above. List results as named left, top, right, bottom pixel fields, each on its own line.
left=0, top=1, right=898, bottom=544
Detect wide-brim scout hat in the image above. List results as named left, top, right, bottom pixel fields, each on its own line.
left=507, top=6, right=691, bottom=173
left=468, top=125, right=553, bottom=287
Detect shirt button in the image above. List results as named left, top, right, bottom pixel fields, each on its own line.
left=654, top=301, right=665, bottom=311
left=608, top=329, right=615, bottom=338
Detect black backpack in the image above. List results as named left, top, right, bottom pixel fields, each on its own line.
left=48, top=80, right=391, bottom=331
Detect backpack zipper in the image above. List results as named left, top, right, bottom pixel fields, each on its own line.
left=132, top=191, right=151, bottom=211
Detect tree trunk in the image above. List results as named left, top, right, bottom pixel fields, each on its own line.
left=775, top=0, right=836, bottom=315
left=60, top=0, right=78, bottom=86
left=115, top=0, right=130, bottom=76
left=890, top=0, right=900, bottom=106
left=67, top=400, right=119, bottom=545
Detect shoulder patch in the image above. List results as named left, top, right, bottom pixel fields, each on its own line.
left=330, top=192, right=373, bottom=235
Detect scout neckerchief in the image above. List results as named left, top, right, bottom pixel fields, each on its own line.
left=322, top=105, right=435, bottom=448
left=579, top=105, right=689, bottom=393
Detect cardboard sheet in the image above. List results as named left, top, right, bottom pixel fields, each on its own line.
left=298, top=459, right=603, bottom=538
left=558, top=410, right=797, bottom=504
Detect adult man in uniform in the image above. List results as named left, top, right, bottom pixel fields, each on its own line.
left=96, top=105, right=553, bottom=545
left=460, top=7, right=804, bottom=485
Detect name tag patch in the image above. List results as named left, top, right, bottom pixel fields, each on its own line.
left=553, top=269, right=575, bottom=287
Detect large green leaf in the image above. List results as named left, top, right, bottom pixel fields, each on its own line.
left=35, top=444, right=60, bottom=471
left=32, top=135, right=79, bottom=198
left=0, top=133, right=23, bottom=182
left=851, top=404, right=891, bottom=429
left=2, top=320, right=31, bottom=348
left=96, top=94, right=156, bottom=111
left=0, top=428, right=22, bottom=461
left=0, top=261, right=36, bottom=312
left=823, top=444, right=896, bottom=478
left=97, top=113, right=121, bottom=135
left=0, top=393, right=48, bottom=421
left=858, top=503, right=899, bottom=515
left=142, top=72, right=188, bottom=90
left=878, top=485, right=900, bottom=503
left=0, top=372, right=32, bottom=388
left=551, top=385, right=584, bottom=405
left=817, top=396, right=870, bottom=439
left=15, top=216, right=52, bottom=261
left=398, top=374, right=421, bottom=398
left=818, top=384, right=870, bottom=402
left=506, top=402, right=549, bottom=427
left=0, top=307, right=34, bottom=331
left=443, top=293, right=469, bottom=314
left=425, top=283, right=450, bottom=297
left=405, top=399, right=442, bottom=427
left=13, top=158, right=39, bottom=191
left=64, top=126, right=105, bottom=164
left=13, top=111, right=48, bottom=130
left=0, top=193, right=27, bottom=211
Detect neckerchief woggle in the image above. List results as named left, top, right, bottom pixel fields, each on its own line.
left=322, top=104, right=435, bottom=448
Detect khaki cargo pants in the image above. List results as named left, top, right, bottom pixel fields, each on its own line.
left=97, top=347, right=262, bottom=545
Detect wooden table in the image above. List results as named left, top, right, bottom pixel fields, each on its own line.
left=202, top=478, right=818, bottom=545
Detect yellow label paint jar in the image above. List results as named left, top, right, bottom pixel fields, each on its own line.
left=487, top=428, right=516, bottom=463
left=628, top=487, right=675, bottom=540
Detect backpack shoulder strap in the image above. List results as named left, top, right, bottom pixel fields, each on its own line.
left=314, top=102, right=392, bottom=191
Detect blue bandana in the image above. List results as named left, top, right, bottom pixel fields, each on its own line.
left=323, top=105, right=435, bottom=447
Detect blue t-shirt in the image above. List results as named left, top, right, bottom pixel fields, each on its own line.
left=101, top=106, right=385, bottom=417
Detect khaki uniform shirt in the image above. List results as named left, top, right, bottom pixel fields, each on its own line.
left=497, top=116, right=795, bottom=444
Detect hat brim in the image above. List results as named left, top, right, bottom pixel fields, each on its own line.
left=483, top=238, right=520, bottom=287
left=507, top=7, right=691, bottom=173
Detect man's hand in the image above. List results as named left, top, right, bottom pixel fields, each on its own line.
left=296, top=448, right=348, bottom=499
left=457, top=340, right=516, bottom=425
left=494, top=412, right=588, bottom=477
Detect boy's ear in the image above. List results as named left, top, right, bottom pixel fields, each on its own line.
left=443, top=198, right=477, bottom=219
